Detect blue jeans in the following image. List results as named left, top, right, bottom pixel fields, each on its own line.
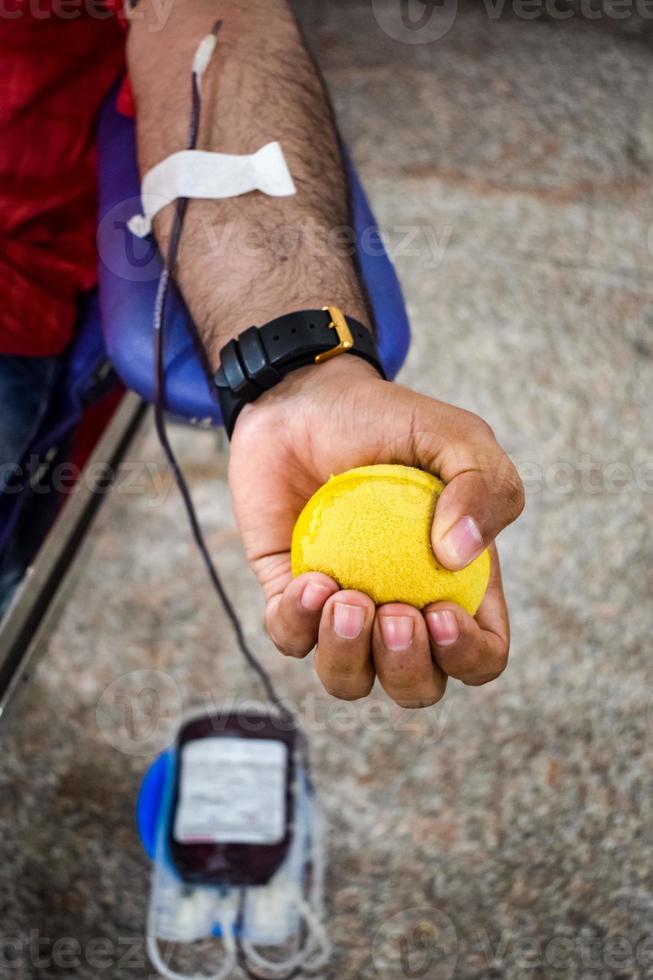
left=0, top=354, right=61, bottom=613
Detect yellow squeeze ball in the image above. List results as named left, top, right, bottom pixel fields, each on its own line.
left=291, top=464, right=490, bottom=614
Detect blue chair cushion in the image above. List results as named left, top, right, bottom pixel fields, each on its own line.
left=97, top=85, right=409, bottom=425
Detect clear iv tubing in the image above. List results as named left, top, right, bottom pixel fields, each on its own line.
left=147, top=903, right=238, bottom=980
left=237, top=803, right=332, bottom=977
left=149, top=21, right=325, bottom=980
left=152, top=20, right=299, bottom=729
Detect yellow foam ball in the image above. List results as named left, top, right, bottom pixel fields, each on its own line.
left=291, top=464, right=490, bottom=614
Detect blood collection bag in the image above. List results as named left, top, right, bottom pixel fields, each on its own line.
left=139, top=706, right=330, bottom=980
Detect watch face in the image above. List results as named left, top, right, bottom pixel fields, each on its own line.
left=168, top=711, right=296, bottom=887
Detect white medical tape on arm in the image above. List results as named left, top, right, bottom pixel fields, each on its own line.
left=128, top=141, right=296, bottom=238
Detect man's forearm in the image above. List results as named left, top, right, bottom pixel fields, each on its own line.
left=127, top=0, right=371, bottom=368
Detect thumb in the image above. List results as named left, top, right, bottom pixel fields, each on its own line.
left=427, top=429, right=525, bottom=571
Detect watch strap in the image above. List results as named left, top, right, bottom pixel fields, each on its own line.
left=214, top=307, right=383, bottom=437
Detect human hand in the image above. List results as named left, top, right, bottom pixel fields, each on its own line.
left=228, top=355, right=524, bottom=708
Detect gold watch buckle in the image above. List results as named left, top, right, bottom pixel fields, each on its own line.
left=314, top=306, right=354, bottom=364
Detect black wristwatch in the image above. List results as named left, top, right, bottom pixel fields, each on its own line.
left=213, top=306, right=384, bottom=438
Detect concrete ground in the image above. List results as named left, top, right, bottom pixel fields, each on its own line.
left=2, top=2, right=653, bottom=978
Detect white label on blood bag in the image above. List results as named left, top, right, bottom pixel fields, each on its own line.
left=173, top=737, right=288, bottom=845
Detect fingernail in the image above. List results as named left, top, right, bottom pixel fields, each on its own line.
left=333, top=603, right=366, bottom=640
left=427, top=610, right=460, bottom=646
left=301, top=580, right=332, bottom=612
left=440, top=515, right=484, bottom=567
left=379, top=615, right=414, bottom=651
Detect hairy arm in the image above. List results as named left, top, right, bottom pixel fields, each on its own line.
left=126, top=2, right=524, bottom=707
left=127, top=0, right=371, bottom=366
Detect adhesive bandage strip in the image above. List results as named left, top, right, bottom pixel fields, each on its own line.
left=128, top=142, right=296, bottom=238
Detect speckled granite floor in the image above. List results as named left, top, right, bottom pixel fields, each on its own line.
left=2, top=4, right=653, bottom=979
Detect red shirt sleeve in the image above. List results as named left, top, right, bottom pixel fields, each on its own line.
left=0, top=6, right=127, bottom=356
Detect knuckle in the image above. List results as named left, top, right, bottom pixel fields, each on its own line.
left=448, top=409, right=495, bottom=447
left=466, top=411, right=495, bottom=442
left=322, top=683, right=368, bottom=702
left=498, top=464, right=526, bottom=520
left=267, top=626, right=312, bottom=659
left=394, top=689, right=445, bottom=709
left=278, top=642, right=310, bottom=659
left=462, top=653, right=508, bottom=686
left=462, top=671, right=503, bottom=687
